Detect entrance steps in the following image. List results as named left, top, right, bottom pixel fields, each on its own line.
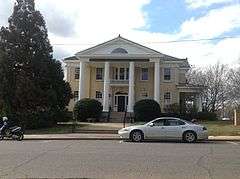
left=109, top=112, right=125, bottom=122
left=109, top=112, right=134, bottom=123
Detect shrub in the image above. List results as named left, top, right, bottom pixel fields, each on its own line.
left=164, top=103, right=180, bottom=114
left=73, top=98, right=103, bottom=122
left=134, top=99, right=161, bottom=122
left=196, top=112, right=218, bottom=121
left=56, top=110, right=72, bottom=122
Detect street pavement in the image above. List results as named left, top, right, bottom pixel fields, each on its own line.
left=23, top=133, right=240, bottom=141
left=0, top=140, right=240, bottom=179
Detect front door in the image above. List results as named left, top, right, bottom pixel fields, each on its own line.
left=118, top=96, right=126, bottom=112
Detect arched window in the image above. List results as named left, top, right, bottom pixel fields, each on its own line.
left=111, top=48, right=128, bottom=54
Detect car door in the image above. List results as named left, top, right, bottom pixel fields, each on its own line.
left=163, top=119, right=186, bottom=139
left=146, top=119, right=166, bottom=139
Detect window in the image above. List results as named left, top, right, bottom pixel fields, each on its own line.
left=153, top=119, right=164, bottom=126
left=73, top=91, right=79, bottom=101
left=141, top=68, right=148, bottom=80
left=164, top=92, right=171, bottom=104
left=119, top=68, right=125, bottom=80
left=115, top=68, right=118, bottom=80
left=75, top=67, right=80, bottom=79
left=126, top=68, right=129, bottom=80
left=164, top=119, right=185, bottom=126
left=111, top=48, right=128, bottom=54
left=96, top=68, right=103, bottom=80
left=164, top=68, right=171, bottom=80
left=96, top=91, right=102, bottom=99
left=114, top=68, right=129, bottom=80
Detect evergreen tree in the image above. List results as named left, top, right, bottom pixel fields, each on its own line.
left=0, top=0, right=72, bottom=129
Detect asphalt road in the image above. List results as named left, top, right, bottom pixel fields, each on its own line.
left=0, top=140, right=240, bottom=179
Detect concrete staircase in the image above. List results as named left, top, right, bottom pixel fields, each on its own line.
left=109, top=112, right=125, bottom=122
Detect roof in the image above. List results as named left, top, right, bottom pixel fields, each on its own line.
left=64, top=56, right=78, bottom=61
left=64, top=35, right=190, bottom=67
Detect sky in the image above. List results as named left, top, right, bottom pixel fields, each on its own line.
left=0, top=0, right=240, bottom=66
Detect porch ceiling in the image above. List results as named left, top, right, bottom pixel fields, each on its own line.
left=177, top=85, right=204, bottom=93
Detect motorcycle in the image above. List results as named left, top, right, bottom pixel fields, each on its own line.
left=0, top=126, right=24, bottom=141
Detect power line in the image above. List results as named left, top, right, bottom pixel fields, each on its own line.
left=51, top=35, right=240, bottom=46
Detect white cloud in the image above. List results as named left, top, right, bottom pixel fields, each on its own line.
left=39, top=1, right=240, bottom=67
left=180, top=4, right=240, bottom=38
left=185, top=0, right=237, bottom=9
left=0, top=0, right=240, bottom=67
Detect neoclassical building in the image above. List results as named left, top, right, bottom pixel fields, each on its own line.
left=64, top=35, right=202, bottom=117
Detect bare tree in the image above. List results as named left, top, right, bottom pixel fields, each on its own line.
left=228, top=67, right=240, bottom=106
left=187, top=63, right=230, bottom=112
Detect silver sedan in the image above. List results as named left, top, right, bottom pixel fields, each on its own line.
left=118, top=117, right=208, bottom=143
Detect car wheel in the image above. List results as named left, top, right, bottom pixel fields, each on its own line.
left=183, top=131, right=197, bottom=143
left=130, top=130, right=143, bottom=142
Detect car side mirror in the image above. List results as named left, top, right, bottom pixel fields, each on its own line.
left=148, top=123, right=154, bottom=127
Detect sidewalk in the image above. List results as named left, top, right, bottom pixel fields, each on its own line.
left=23, top=133, right=240, bottom=141
left=24, top=133, right=121, bottom=140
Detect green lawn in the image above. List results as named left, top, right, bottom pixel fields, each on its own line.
left=25, top=123, right=118, bottom=134
left=25, top=120, right=240, bottom=136
left=199, top=120, right=240, bottom=136
left=25, top=124, right=75, bottom=134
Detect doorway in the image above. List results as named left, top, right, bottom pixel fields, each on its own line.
left=115, top=92, right=128, bottom=112
left=118, top=96, right=126, bottom=112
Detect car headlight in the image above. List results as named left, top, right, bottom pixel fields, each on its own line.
left=121, top=128, right=129, bottom=132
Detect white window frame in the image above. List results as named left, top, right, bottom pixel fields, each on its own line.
left=164, top=68, right=171, bottom=81
left=74, top=67, right=80, bottom=79
left=141, top=68, right=149, bottom=81
left=164, top=92, right=171, bottom=104
left=114, top=67, right=129, bottom=80
left=96, top=68, right=104, bottom=80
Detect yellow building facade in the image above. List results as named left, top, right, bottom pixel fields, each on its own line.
left=64, top=36, right=202, bottom=115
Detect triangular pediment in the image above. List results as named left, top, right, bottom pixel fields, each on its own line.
left=75, top=36, right=162, bottom=57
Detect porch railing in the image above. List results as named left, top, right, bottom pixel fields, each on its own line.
left=110, top=79, right=129, bottom=85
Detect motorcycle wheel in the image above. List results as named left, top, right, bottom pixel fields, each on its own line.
left=16, top=133, right=24, bottom=141
left=0, top=135, right=3, bottom=140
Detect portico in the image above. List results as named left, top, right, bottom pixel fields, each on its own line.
left=78, top=60, right=161, bottom=113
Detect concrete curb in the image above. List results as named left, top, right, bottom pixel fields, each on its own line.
left=23, top=138, right=123, bottom=141
left=21, top=134, right=240, bottom=141
left=22, top=137, right=240, bottom=141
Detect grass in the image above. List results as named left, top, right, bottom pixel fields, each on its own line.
left=25, top=124, right=75, bottom=134
left=25, top=120, right=240, bottom=136
left=199, top=120, right=240, bottom=136
left=25, top=123, right=119, bottom=134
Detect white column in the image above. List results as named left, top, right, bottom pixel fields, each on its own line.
left=197, top=94, right=203, bottom=112
left=78, top=61, right=85, bottom=100
left=234, top=109, right=237, bottom=126
left=154, top=61, right=160, bottom=104
left=103, top=62, right=110, bottom=112
left=128, top=62, right=135, bottom=112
